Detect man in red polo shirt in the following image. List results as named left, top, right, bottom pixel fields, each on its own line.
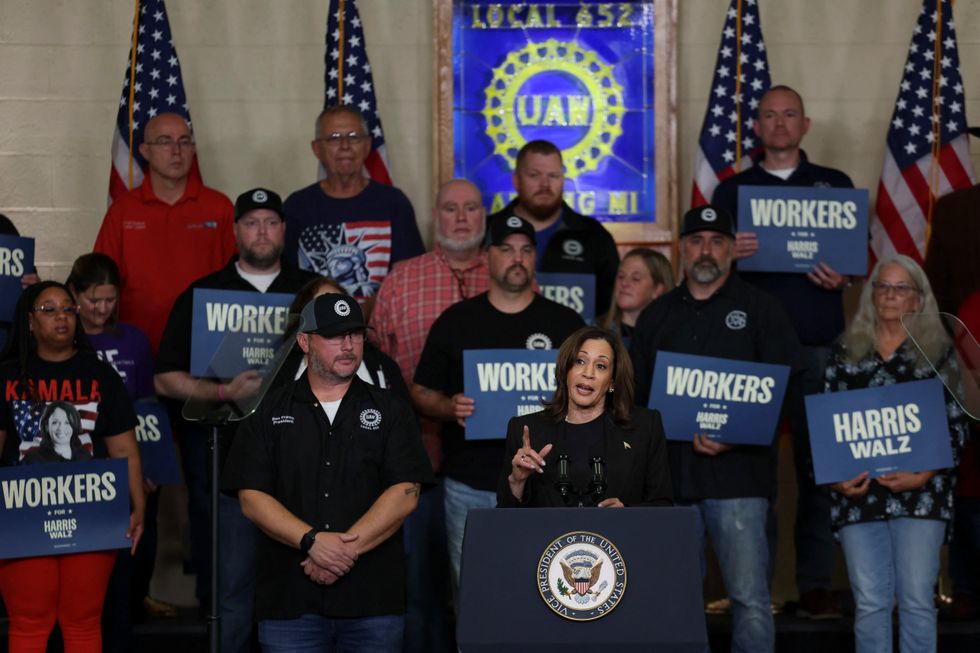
left=94, top=112, right=236, bottom=354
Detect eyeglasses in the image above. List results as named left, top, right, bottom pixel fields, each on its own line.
left=316, top=132, right=367, bottom=148
left=871, top=281, right=919, bottom=297
left=146, top=137, right=196, bottom=150
left=238, top=216, right=283, bottom=231
left=321, top=330, right=366, bottom=346
left=31, top=305, right=80, bottom=316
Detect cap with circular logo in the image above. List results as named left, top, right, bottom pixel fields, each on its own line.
left=485, top=214, right=537, bottom=248
left=235, top=187, right=284, bottom=222
left=299, top=293, right=367, bottom=337
left=680, top=204, right=735, bottom=238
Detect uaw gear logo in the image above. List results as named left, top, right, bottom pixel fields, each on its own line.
left=725, top=310, right=747, bottom=330
left=252, top=190, right=268, bottom=203
left=506, top=216, right=523, bottom=228
left=701, top=207, right=717, bottom=222
left=483, top=39, right=624, bottom=178
left=359, top=408, right=382, bottom=430
left=538, top=531, right=627, bottom=621
left=526, top=333, right=553, bottom=350
left=561, top=239, right=584, bottom=258
left=334, top=300, right=351, bottom=317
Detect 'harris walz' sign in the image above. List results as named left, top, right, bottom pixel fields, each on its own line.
left=537, top=272, right=596, bottom=321
left=190, top=289, right=294, bottom=377
left=805, top=378, right=953, bottom=485
left=454, top=1, right=657, bottom=224
left=463, top=348, right=557, bottom=440
left=736, top=186, right=869, bottom=275
left=0, top=234, right=35, bottom=322
left=648, top=351, right=790, bottom=445
left=0, top=458, right=131, bottom=559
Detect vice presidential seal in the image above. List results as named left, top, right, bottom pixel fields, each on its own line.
left=537, top=531, right=627, bottom=621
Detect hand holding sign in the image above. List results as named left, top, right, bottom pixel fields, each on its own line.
left=693, top=433, right=734, bottom=456
left=733, top=231, right=759, bottom=260
left=127, top=505, right=145, bottom=555
left=807, top=261, right=847, bottom=291
left=510, top=426, right=553, bottom=482
left=829, top=471, right=870, bottom=499
left=877, top=470, right=935, bottom=493
left=451, top=393, right=475, bottom=428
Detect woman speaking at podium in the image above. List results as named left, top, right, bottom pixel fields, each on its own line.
left=498, top=326, right=672, bottom=508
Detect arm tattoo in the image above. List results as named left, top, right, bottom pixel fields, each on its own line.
left=404, top=483, right=421, bottom=496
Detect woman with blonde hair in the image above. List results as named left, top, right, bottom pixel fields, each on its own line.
left=823, top=255, right=968, bottom=653
left=596, top=248, right=674, bottom=344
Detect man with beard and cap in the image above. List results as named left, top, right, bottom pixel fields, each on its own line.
left=368, top=178, right=490, bottom=651
left=412, top=215, right=583, bottom=590
left=486, top=140, right=620, bottom=313
left=154, top=188, right=318, bottom=653
left=629, top=205, right=801, bottom=653
left=222, top=293, right=432, bottom=652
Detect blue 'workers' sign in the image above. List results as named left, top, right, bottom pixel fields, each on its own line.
left=537, top=272, right=596, bottom=321
left=0, top=458, right=131, bottom=559
left=736, top=186, right=869, bottom=275
left=649, top=351, right=790, bottom=445
left=805, top=378, right=953, bottom=485
left=134, top=401, right=181, bottom=486
left=0, top=234, right=35, bottom=322
left=463, top=349, right=557, bottom=440
left=190, top=289, right=295, bottom=377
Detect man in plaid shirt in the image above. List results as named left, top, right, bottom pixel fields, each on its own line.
left=367, top=178, right=488, bottom=653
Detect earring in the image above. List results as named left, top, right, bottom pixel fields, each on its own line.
left=608, top=387, right=614, bottom=393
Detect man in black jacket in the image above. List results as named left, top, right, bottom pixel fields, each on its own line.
left=487, top=139, right=620, bottom=312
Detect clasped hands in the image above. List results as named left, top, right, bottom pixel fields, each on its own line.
left=300, top=531, right=360, bottom=586
left=830, top=470, right=935, bottom=498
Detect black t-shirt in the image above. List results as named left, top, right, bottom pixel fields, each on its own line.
left=564, top=416, right=606, bottom=492
left=629, top=274, right=802, bottom=500
left=711, top=151, right=855, bottom=346
left=221, top=375, right=434, bottom=620
left=414, top=292, right=584, bottom=490
left=155, top=258, right=318, bottom=470
left=0, top=350, right=137, bottom=464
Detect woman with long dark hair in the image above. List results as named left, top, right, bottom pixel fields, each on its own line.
left=498, top=326, right=672, bottom=507
left=0, top=281, right=144, bottom=652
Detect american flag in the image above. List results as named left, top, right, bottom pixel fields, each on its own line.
left=691, top=0, right=771, bottom=208
left=322, top=0, right=392, bottom=184
left=108, top=0, right=199, bottom=204
left=870, top=0, right=975, bottom=264
left=297, top=221, right=392, bottom=299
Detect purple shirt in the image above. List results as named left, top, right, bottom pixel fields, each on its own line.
left=86, top=323, right=155, bottom=401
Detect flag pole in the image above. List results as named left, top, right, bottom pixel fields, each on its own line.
left=926, top=0, right=944, bottom=235
left=337, top=0, right=346, bottom=101
left=733, top=0, right=744, bottom=172
left=126, top=0, right=141, bottom=189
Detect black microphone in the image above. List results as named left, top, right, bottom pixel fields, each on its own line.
left=555, top=454, right=572, bottom=504
left=589, top=456, right=607, bottom=505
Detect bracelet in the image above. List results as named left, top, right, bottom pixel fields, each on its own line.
left=216, top=383, right=226, bottom=401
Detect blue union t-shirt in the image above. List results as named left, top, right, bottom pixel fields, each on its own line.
left=282, top=180, right=424, bottom=301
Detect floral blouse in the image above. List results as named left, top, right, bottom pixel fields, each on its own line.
left=823, top=340, right=968, bottom=534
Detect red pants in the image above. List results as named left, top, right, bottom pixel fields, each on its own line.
left=0, top=551, right=117, bottom=653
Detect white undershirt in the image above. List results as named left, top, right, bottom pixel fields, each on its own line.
left=320, top=399, right=342, bottom=423
left=765, top=166, right=796, bottom=181
left=235, top=263, right=279, bottom=293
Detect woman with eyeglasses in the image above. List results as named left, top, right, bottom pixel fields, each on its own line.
left=823, top=256, right=968, bottom=653
left=0, top=281, right=145, bottom=653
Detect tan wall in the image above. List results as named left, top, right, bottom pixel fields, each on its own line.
left=1, top=0, right=978, bottom=283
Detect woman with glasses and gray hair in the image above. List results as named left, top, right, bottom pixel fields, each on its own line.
left=823, top=255, right=968, bottom=653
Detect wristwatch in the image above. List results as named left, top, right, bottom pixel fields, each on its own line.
left=299, top=528, right=318, bottom=554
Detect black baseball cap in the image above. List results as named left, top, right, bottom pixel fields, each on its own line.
left=680, top=204, right=736, bottom=238
left=234, top=188, right=283, bottom=222
left=485, top=215, right=537, bottom=248
left=299, top=293, right=366, bottom=337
